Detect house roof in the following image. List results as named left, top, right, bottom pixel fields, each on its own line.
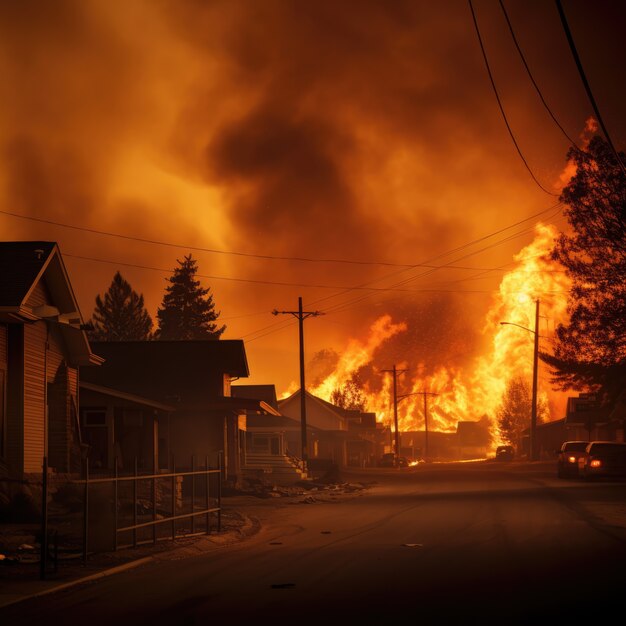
left=232, top=385, right=280, bottom=410
left=84, top=340, right=249, bottom=404
left=278, top=389, right=353, bottom=431
left=0, top=241, right=57, bottom=308
left=79, top=381, right=177, bottom=412
left=0, top=241, right=99, bottom=366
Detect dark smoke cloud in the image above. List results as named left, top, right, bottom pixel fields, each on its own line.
left=1, top=0, right=623, bottom=391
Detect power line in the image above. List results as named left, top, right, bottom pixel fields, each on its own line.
left=0, top=208, right=429, bottom=269
left=319, top=209, right=565, bottom=317
left=308, top=203, right=562, bottom=311
left=498, top=0, right=579, bottom=148
left=0, top=203, right=560, bottom=271
left=63, top=252, right=564, bottom=293
left=468, top=0, right=559, bottom=196
left=554, top=0, right=626, bottom=174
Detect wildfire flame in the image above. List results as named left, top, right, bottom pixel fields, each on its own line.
left=305, top=223, right=571, bottom=447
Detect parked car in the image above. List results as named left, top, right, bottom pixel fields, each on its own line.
left=578, top=441, right=626, bottom=480
left=557, top=440, right=589, bottom=478
left=495, top=445, right=514, bottom=461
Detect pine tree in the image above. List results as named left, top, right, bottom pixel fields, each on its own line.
left=542, top=135, right=626, bottom=401
left=88, top=272, right=153, bottom=341
left=156, top=254, right=226, bottom=340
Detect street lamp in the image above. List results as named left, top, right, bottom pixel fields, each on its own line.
left=499, top=298, right=540, bottom=461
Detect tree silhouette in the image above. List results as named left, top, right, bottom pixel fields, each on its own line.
left=88, top=272, right=153, bottom=341
left=330, top=373, right=367, bottom=412
left=545, top=135, right=626, bottom=399
left=497, top=377, right=547, bottom=453
left=156, top=254, right=225, bottom=340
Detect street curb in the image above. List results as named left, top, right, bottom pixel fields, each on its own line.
left=0, top=511, right=262, bottom=610
left=0, top=556, right=154, bottom=609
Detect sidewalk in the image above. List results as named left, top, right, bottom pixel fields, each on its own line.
left=0, top=505, right=260, bottom=609
left=0, top=477, right=371, bottom=609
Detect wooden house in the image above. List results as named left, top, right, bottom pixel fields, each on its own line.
left=0, top=241, right=102, bottom=478
left=80, top=340, right=271, bottom=483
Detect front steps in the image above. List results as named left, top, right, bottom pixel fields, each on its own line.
left=243, top=453, right=308, bottom=485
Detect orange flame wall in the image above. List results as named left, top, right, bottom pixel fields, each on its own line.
left=309, top=223, right=571, bottom=445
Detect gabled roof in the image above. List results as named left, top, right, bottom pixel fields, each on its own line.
left=279, top=389, right=351, bottom=417
left=232, top=384, right=280, bottom=410
left=0, top=241, right=57, bottom=308
left=84, top=340, right=249, bottom=404
left=0, top=241, right=100, bottom=366
left=278, top=389, right=351, bottom=430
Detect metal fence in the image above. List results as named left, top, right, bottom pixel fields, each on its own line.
left=39, top=453, right=223, bottom=579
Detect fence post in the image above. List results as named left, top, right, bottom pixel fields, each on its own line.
left=83, top=457, right=89, bottom=564
left=113, top=457, right=118, bottom=551
left=191, top=455, right=196, bottom=535
left=218, top=451, right=222, bottom=533
left=171, top=455, right=176, bottom=540
left=152, top=451, right=157, bottom=545
left=39, top=456, right=48, bottom=580
left=205, top=455, right=210, bottom=535
left=133, top=457, right=138, bottom=549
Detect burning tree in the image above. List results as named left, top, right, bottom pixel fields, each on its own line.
left=497, top=376, right=547, bottom=452
left=156, top=254, right=225, bottom=340
left=330, top=373, right=368, bottom=412
left=544, top=136, right=626, bottom=400
left=88, top=271, right=153, bottom=341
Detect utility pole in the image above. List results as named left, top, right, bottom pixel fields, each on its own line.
left=272, top=297, right=323, bottom=470
left=530, top=298, right=540, bottom=462
left=381, top=365, right=408, bottom=460
left=500, top=298, right=542, bottom=462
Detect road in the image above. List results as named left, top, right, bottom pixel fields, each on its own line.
left=2, top=461, right=626, bottom=625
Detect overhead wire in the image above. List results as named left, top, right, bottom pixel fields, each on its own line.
left=554, top=0, right=626, bottom=174
left=498, top=0, right=579, bottom=149
left=317, top=206, right=565, bottom=317
left=468, top=0, right=559, bottom=196
left=0, top=208, right=428, bottom=269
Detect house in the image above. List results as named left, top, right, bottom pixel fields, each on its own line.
left=278, top=389, right=385, bottom=469
left=232, top=384, right=310, bottom=483
left=78, top=380, right=176, bottom=472
left=0, top=241, right=102, bottom=478
left=456, top=418, right=491, bottom=460
left=399, top=430, right=459, bottom=461
left=80, top=340, right=271, bottom=484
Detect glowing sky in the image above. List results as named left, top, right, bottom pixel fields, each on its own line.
left=1, top=0, right=624, bottom=399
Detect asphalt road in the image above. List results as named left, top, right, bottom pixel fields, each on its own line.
left=2, top=462, right=626, bottom=625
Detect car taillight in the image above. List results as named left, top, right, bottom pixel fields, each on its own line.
left=590, top=459, right=602, bottom=468
left=567, top=456, right=577, bottom=463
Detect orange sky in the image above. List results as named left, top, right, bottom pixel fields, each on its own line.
left=1, top=1, right=624, bottom=416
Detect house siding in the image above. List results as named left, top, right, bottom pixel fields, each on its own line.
left=6, top=325, right=24, bottom=474
left=23, top=321, right=46, bottom=472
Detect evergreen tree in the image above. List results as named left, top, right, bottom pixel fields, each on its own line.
left=88, top=272, right=153, bottom=341
left=496, top=377, right=547, bottom=452
left=543, top=135, right=626, bottom=401
left=156, top=254, right=225, bottom=340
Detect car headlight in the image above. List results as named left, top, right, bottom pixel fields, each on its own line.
left=567, top=456, right=577, bottom=463
left=590, top=459, right=602, bottom=468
